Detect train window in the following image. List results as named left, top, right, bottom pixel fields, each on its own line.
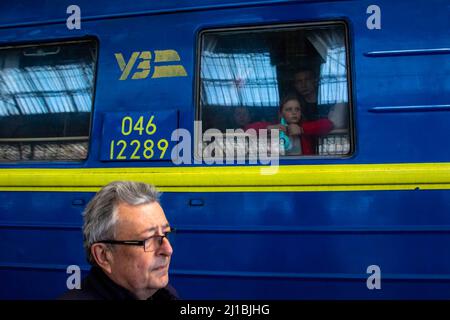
left=198, top=23, right=352, bottom=159
left=0, top=40, right=97, bottom=161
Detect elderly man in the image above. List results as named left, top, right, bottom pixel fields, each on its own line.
left=60, top=180, right=177, bottom=300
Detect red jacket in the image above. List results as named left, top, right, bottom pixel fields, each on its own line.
left=244, top=119, right=333, bottom=155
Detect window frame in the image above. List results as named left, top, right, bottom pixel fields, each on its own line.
left=195, top=21, right=355, bottom=162
left=0, top=38, right=99, bottom=163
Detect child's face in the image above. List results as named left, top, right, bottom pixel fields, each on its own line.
left=281, top=99, right=301, bottom=124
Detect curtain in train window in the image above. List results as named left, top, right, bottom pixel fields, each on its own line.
left=198, top=24, right=352, bottom=158
left=0, top=40, right=97, bottom=161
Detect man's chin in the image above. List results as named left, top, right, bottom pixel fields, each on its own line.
left=157, top=275, right=169, bottom=288
left=155, top=270, right=170, bottom=285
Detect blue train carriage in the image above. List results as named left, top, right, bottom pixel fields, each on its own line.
left=0, top=0, right=449, bottom=299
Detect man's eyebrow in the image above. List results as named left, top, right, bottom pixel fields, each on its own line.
left=140, top=223, right=170, bottom=235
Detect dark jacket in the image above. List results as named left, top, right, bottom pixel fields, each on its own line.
left=58, top=266, right=178, bottom=300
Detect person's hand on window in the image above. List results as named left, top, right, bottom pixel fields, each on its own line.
left=267, top=124, right=287, bottom=132
left=287, top=124, right=302, bottom=136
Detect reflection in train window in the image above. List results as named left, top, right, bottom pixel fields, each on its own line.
left=198, top=23, right=352, bottom=158
left=0, top=40, right=97, bottom=161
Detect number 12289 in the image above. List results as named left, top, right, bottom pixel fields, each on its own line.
left=109, top=139, right=169, bottom=160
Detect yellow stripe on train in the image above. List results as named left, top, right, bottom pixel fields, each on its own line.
left=0, top=162, right=449, bottom=192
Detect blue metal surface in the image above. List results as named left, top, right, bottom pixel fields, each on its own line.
left=0, top=0, right=449, bottom=299
left=2, top=189, right=450, bottom=299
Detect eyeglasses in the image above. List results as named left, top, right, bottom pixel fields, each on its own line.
left=96, top=228, right=174, bottom=252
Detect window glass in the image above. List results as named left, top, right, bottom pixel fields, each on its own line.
left=0, top=40, right=97, bottom=161
left=198, top=24, right=351, bottom=158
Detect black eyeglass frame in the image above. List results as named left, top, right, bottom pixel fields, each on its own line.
left=96, top=228, right=175, bottom=252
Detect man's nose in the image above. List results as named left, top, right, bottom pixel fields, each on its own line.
left=158, top=236, right=173, bottom=256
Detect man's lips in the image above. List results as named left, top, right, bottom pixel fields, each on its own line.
left=153, top=264, right=168, bottom=271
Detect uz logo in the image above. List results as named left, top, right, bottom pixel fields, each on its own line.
left=115, top=50, right=188, bottom=80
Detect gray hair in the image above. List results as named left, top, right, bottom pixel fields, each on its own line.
left=83, top=180, right=161, bottom=265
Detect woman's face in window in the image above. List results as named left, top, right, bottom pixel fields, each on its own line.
left=281, top=99, right=301, bottom=124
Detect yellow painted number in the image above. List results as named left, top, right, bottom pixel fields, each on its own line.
left=116, top=140, right=127, bottom=159
left=133, top=116, right=144, bottom=135
left=143, top=140, right=154, bottom=159
left=130, top=140, right=141, bottom=159
left=121, top=117, right=133, bottom=136
left=110, top=140, right=115, bottom=159
left=157, top=139, right=169, bottom=159
left=145, top=116, right=157, bottom=135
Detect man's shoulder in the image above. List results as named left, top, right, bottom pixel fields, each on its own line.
left=59, top=284, right=179, bottom=301
left=56, top=267, right=114, bottom=300
left=150, top=284, right=179, bottom=301
left=57, top=267, right=179, bottom=300
left=58, top=288, right=99, bottom=300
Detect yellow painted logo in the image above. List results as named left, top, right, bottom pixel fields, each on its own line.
left=115, top=50, right=188, bottom=80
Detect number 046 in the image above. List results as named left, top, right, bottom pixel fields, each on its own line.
left=121, top=116, right=157, bottom=136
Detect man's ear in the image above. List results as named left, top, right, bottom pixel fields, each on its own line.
left=91, top=244, right=114, bottom=274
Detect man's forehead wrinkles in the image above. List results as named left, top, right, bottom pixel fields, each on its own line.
left=140, top=223, right=170, bottom=235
